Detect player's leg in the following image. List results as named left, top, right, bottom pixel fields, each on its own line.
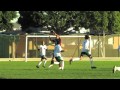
left=43, top=60, right=47, bottom=68
left=59, top=61, right=64, bottom=70
left=59, top=57, right=64, bottom=70
left=61, top=60, right=64, bottom=70
left=87, top=53, right=96, bottom=69
left=48, top=53, right=54, bottom=68
left=55, top=56, right=64, bottom=70
left=42, top=56, right=47, bottom=68
left=48, top=54, right=59, bottom=68
left=36, top=56, right=43, bottom=68
left=69, top=58, right=80, bottom=64
left=80, top=53, right=83, bottom=60
left=69, top=53, right=83, bottom=64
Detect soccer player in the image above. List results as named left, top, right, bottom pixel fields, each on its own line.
left=49, top=31, right=63, bottom=68
left=36, top=41, right=47, bottom=68
left=50, top=43, right=64, bottom=70
left=69, top=34, right=97, bottom=69
left=48, top=30, right=62, bottom=68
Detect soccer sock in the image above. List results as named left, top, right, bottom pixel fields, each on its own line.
left=43, top=60, right=47, bottom=66
left=72, top=58, right=80, bottom=61
left=90, top=58, right=94, bottom=67
left=61, top=61, right=64, bottom=70
left=59, top=61, right=62, bottom=69
left=38, top=61, right=42, bottom=66
left=54, top=62, right=59, bottom=64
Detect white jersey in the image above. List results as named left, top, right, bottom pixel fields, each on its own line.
left=38, top=45, right=47, bottom=56
left=54, top=44, right=62, bottom=57
left=81, top=39, right=90, bottom=53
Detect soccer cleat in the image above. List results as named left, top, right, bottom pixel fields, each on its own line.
left=58, top=67, right=64, bottom=70
left=36, top=65, right=39, bottom=68
left=113, top=66, right=116, bottom=73
left=91, top=66, right=97, bottom=69
left=69, top=58, right=73, bottom=65
left=59, top=67, right=62, bottom=70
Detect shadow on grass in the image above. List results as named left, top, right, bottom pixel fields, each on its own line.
left=0, top=77, right=7, bottom=79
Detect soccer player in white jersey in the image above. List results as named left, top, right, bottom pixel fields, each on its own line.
left=69, top=35, right=97, bottom=69
left=48, top=36, right=64, bottom=70
left=48, top=30, right=62, bottom=68
left=36, top=41, right=47, bottom=68
left=49, top=31, right=64, bottom=70
left=53, top=44, right=64, bottom=70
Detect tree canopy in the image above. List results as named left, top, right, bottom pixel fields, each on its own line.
left=18, top=11, right=120, bottom=34
left=0, top=11, right=17, bottom=31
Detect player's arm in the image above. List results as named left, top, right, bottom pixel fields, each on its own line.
left=59, top=46, right=64, bottom=52
left=61, top=50, right=65, bottom=52
left=86, top=41, right=90, bottom=50
left=53, top=31, right=56, bottom=35
left=51, top=30, right=60, bottom=37
left=38, top=45, right=41, bottom=51
left=38, top=47, right=40, bottom=51
left=46, top=45, right=48, bottom=51
left=49, top=35, right=55, bottom=42
left=51, top=30, right=56, bottom=35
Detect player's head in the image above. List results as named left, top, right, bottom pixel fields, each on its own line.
left=85, top=35, right=89, bottom=39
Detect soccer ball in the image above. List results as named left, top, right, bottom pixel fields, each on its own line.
left=50, top=30, right=55, bottom=34
left=50, top=30, right=54, bottom=33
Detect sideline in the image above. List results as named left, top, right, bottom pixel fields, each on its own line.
left=0, top=57, right=120, bottom=61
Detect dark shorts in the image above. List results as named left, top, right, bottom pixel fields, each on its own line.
left=40, top=55, right=46, bottom=59
left=55, top=56, right=63, bottom=62
left=80, top=52, right=91, bottom=57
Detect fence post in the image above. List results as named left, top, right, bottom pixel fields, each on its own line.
left=78, top=37, right=80, bottom=57
left=118, top=34, right=119, bottom=57
left=102, top=31, right=106, bottom=58
left=98, top=34, right=100, bottom=57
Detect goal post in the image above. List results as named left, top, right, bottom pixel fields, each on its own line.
left=25, top=35, right=91, bottom=62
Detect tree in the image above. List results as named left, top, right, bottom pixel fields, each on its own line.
left=108, top=11, right=120, bottom=34
left=18, top=11, right=83, bottom=34
left=0, top=11, right=17, bottom=31
left=18, top=11, right=70, bottom=33
left=18, top=11, right=120, bottom=34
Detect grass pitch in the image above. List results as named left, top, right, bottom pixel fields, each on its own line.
left=0, top=60, right=120, bottom=79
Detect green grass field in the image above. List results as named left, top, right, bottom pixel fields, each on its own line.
left=0, top=61, right=120, bottom=79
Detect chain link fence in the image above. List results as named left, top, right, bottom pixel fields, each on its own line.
left=0, top=34, right=120, bottom=59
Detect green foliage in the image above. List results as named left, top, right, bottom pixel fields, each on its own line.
left=109, top=11, right=120, bottom=33
left=18, top=11, right=120, bottom=34
left=0, top=11, right=17, bottom=31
